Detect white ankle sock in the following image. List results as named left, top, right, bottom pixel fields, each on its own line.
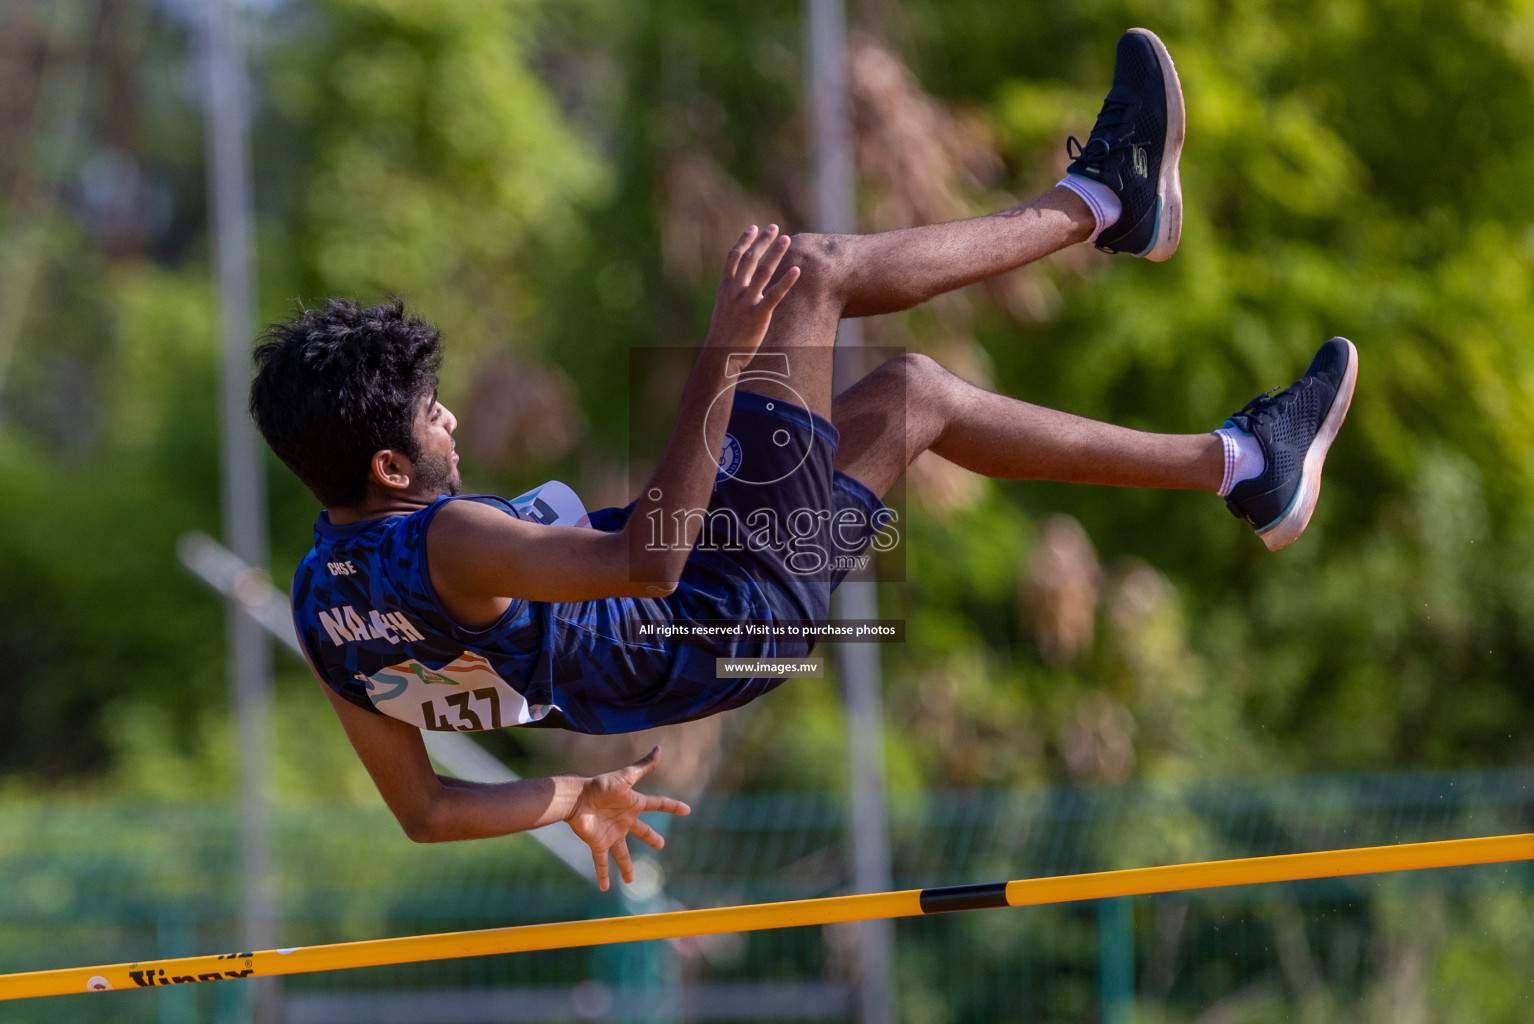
left=1215, top=428, right=1266, bottom=497
left=1058, top=174, right=1122, bottom=243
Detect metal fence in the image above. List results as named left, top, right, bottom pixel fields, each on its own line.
left=2, top=770, right=1532, bottom=1023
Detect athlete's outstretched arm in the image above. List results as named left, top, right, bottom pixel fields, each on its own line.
left=322, top=685, right=689, bottom=890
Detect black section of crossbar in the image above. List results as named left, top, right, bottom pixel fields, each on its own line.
left=918, top=881, right=1009, bottom=915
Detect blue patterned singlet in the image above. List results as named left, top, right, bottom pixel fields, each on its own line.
left=290, top=393, right=890, bottom=735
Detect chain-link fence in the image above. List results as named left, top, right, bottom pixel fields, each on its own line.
left=3, top=770, right=1532, bottom=1023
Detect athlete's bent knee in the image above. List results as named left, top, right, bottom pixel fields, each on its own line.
left=877, top=352, right=950, bottom=392
left=879, top=352, right=959, bottom=420
left=889, top=352, right=943, bottom=381
left=781, top=232, right=850, bottom=295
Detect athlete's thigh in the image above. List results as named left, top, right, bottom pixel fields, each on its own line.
left=830, top=356, right=917, bottom=501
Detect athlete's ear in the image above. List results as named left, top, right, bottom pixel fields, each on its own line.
left=368, top=448, right=414, bottom=492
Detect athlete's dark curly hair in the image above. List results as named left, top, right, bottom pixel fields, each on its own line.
left=250, top=297, right=443, bottom=507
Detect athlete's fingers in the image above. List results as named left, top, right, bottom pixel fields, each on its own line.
left=737, top=224, right=780, bottom=285
left=621, top=746, right=662, bottom=783
left=761, top=265, right=801, bottom=310
left=621, top=747, right=661, bottom=784
left=724, top=226, right=758, bottom=279
left=631, top=818, right=665, bottom=851
left=592, top=847, right=610, bottom=892
left=644, top=794, right=691, bottom=817
left=613, top=838, right=634, bottom=884
left=750, top=234, right=792, bottom=298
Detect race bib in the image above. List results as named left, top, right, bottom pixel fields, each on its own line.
left=362, top=651, right=556, bottom=732
left=509, top=480, right=590, bottom=529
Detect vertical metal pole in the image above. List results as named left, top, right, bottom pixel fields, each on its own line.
left=202, top=2, right=277, bottom=1022
left=804, top=4, right=895, bottom=1023
left=1099, top=898, right=1135, bottom=1024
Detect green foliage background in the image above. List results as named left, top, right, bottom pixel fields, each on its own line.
left=5, top=0, right=1534, bottom=1019
left=3, top=0, right=1533, bottom=840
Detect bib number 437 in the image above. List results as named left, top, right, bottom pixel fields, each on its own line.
left=363, top=651, right=551, bottom=732
left=421, top=688, right=504, bottom=731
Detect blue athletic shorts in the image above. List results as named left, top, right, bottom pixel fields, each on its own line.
left=591, top=389, right=892, bottom=654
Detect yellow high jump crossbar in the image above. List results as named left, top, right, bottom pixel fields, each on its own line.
left=2, top=833, right=1529, bottom=1002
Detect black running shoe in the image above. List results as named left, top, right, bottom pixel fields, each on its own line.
left=1066, top=28, right=1185, bottom=261
left=1223, top=337, right=1358, bottom=551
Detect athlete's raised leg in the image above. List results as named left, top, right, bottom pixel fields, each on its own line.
left=832, top=354, right=1222, bottom=499
left=730, top=189, right=1093, bottom=420
left=833, top=338, right=1359, bottom=551
left=737, top=27, right=1184, bottom=421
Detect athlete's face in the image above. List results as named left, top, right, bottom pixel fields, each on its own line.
left=412, top=393, right=462, bottom=498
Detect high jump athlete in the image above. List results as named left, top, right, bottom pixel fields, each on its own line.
left=251, top=30, right=1357, bottom=889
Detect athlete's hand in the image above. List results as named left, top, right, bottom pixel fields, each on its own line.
left=704, top=225, right=799, bottom=356
left=564, top=746, right=691, bottom=892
